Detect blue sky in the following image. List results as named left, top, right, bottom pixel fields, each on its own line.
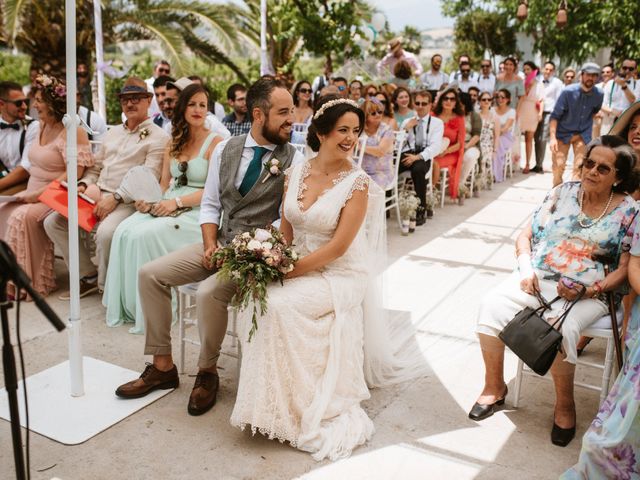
left=369, top=0, right=454, bottom=31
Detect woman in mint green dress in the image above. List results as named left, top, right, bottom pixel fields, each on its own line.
left=562, top=215, right=640, bottom=479
left=104, top=84, right=222, bottom=334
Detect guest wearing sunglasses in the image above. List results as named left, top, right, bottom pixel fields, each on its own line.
left=493, top=89, right=516, bottom=182
left=374, top=91, right=398, bottom=131
left=0, top=81, right=39, bottom=195
left=433, top=88, right=466, bottom=202
left=44, top=76, right=169, bottom=299
left=292, top=80, right=314, bottom=124
left=361, top=99, right=395, bottom=189
left=332, top=77, right=349, bottom=99
left=145, top=60, right=171, bottom=118
left=471, top=135, right=638, bottom=448
left=478, top=91, right=500, bottom=185
left=363, top=84, right=378, bottom=100
left=104, top=84, right=222, bottom=334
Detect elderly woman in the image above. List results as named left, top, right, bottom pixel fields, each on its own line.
left=361, top=98, right=394, bottom=188
left=469, top=135, right=639, bottom=449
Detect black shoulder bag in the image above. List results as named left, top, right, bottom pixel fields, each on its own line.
left=499, top=288, right=585, bottom=376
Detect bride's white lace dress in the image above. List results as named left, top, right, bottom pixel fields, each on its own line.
left=230, top=160, right=374, bottom=461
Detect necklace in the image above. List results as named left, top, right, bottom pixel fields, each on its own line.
left=578, top=189, right=614, bottom=228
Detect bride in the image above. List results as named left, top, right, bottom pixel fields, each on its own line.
left=230, top=95, right=423, bottom=461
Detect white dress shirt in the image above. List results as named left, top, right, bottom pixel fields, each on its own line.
left=477, top=73, right=496, bottom=94
left=0, top=116, right=39, bottom=171
left=541, top=76, right=564, bottom=113
left=419, top=70, right=448, bottom=91
left=164, top=112, right=230, bottom=140
left=145, top=76, right=161, bottom=119
left=401, top=114, right=444, bottom=162
left=200, top=133, right=305, bottom=226
left=601, top=78, right=639, bottom=114
left=450, top=77, right=480, bottom=93
left=449, top=70, right=479, bottom=83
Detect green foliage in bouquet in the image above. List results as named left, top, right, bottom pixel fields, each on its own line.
left=212, top=226, right=298, bottom=341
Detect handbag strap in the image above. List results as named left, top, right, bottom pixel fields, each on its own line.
left=549, top=286, right=586, bottom=330
left=534, top=290, right=560, bottom=313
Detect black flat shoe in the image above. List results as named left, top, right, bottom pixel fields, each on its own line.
left=468, top=387, right=508, bottom=421
left=551, top=421, right=576, bottom=447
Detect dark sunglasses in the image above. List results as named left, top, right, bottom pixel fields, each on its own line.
left=582, top=158, right=614, bottom=175
left=480, top=98, right=492, bottom=102
left=481, top=64, right=491, bottom=68
left=367, top=91, right=378, bottom=96
left=158, top=68, right=171, bottom=74
left=298, top=88, right=312, bottom=94
left=120, top=95, right=147, bottom=105
left=369, top=110, right=383, bottom=116
left=177, top=161, right=189, bottom=187
left=621, top=66, right=635, bottom=71
left=1, top=98, right=27, bottom=107
left=414, top=101, right=430, bottom=106
left=377, top=99, right=387, bottom=104
left=337, top=85, right=346, bottom=91
left=442, top=96, right=456, bottom=102
left=496, top=95, right=507, bottom=100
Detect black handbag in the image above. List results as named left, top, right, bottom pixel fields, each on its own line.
left=499, top=289, right=585, bottom=376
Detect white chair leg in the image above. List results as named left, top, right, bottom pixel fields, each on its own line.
left=600, top=336, right=615, bottom=406
left=177, top=290, right=186, bottom=374
left=513, top=359, right=524, bottom=408
left=440, top=169, right=448, bottom=208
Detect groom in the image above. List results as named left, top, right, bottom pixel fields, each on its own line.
left=115, top=77, right=304, bottom=415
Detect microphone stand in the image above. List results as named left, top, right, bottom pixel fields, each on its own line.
left=0, top=240, right=65, bottom=479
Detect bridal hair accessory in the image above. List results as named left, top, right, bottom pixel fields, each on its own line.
left=35, top=74, right=66, bottom=99
left=313, top=98, right=360, bottom=120
left=261, top=157, right=281, bottom=183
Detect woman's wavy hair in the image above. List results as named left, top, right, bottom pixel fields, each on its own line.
left=34, top=74, right=66, bottom=122
left=584, top=135, right=639, bottom=194
left=307, top=94, right=365, bottom=152
left=375, top=90, right=393, bottom=118
left=391, top=86, right=413, bottom=112
left=433, top=87, right=464, bottom=116
left=170, top=84, right=209, bottom=158
left=292, top=80, right=312, bottom=108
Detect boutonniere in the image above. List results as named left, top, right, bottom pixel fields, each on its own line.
left=261, top=158, right=281, bottom=183
left=138, top=128, right=150, bottom=143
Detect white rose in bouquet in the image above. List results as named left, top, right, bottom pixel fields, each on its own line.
left=254, top=228, right=272, bottom=242
left=247, top=239, right=262, bottom=251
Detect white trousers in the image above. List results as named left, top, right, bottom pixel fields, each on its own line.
left=476, top=271, right=608, bottom=364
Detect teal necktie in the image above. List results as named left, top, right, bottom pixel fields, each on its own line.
left=239, top=146, right=268, bottom=196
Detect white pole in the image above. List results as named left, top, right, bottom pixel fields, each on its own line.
left=93, top=0, right=107, bottom=121
left=65, top=0, right=85, bottom=397
left=260, top=0, right=269, bottom=76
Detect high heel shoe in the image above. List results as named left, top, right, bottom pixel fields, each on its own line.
left=551, top=421, right=576, bottom=447
left=468, top=387, right=508, bottom=421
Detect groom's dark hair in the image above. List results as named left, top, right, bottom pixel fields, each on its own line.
left=246, top=77, right=286, bottom=123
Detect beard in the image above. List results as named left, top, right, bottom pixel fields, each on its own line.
left=262, top=118, right=290, bottom=145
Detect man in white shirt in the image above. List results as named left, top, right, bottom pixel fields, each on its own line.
left=477, top=60, right=496, bottom=94
left=599, top=58, right=639, bottom=133
left=533, top=61, right=564, bottom=172
left=450, top=62, right=479, bottom=93
left=116, top=77, right=305, bottom=416
left=145, top=60, right=171, bottom=118
left=377, top=37, right=423, bottom=78
left=419, top=54, right=448, bottom=94
left=400, top=90, right=444, bottom=224
left=0, top=81, right=39, bottom=195
left=449, top=55, right=479, bottom=84
left=151, top=75, right=174, bottom=129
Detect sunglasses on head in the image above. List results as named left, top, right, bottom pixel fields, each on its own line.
left=414, top=101, right=430, bottom=106
left=177, top=161, right=189, bottom=187
left=298, top=88, right=312, bottom=94
left=1, top=98, right=27, bottom=107
left=582, top=158, right=615, bottom=176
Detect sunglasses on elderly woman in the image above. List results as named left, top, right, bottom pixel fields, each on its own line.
left=582, top=158, right=614, bottom=175
left=177, top=161, right=189, bottom=186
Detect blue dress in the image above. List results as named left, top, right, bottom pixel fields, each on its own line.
left=561, top=218, right=640, bottom=479
left=103, top=132, right=216, bottom=334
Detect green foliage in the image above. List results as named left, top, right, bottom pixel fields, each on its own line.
left=0, top=50, right=30, bottom=84
left=400, top=26, right=422, bottom=55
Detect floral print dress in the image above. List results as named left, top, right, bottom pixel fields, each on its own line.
left=561, top=216, right=640, bottom=480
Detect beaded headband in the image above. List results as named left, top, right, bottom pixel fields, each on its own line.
left=313, top=98, right=360, bottom=120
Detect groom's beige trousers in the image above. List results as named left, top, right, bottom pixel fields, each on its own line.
left=139, top=242, right=235, bottom=369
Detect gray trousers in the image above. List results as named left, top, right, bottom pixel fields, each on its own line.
left=139, top=242, right=235, bottom=369
left=43, top=203, right=134, bottom=289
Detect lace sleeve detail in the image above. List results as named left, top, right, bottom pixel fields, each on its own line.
left=344, top=172, right=369, bottom=206
left=284, top=165, right=294, bottom=189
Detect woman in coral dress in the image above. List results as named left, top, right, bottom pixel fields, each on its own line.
left=432, top=88, right=465, bottom=201
left=0, top=75, right=92, bottom=297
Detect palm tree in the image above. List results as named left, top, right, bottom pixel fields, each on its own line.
left=1, top=0, right=249, bottom=83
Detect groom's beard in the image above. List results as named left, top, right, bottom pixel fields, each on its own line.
left=262, top=117, right=291, bottom=145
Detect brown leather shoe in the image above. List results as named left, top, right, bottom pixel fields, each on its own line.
left=115, top=363, right=179, bottom=399
left=187, top=371, right=219, bottom=416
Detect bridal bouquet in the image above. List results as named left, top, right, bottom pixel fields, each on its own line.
left=212, top=226, right=298, bottom=341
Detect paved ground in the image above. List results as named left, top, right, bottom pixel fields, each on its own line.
left=0, top=160, right=609, bottom=479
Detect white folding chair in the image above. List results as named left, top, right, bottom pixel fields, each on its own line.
left=438, top=167, right=449, bottom=208
left=176, top=283, right=242, bottom=381
left=291, top=123, right=308, bottom=145
left=291, top=143, right=307, bottom=155
left=513, top=307, right=622, bottom=408
left=353, top=134, right=368, bottom=167
left=482, top=151, right=494, bottom=190
left=384, top=130, right=407, bottom=228
left=503, top=150, right=513, bottom=179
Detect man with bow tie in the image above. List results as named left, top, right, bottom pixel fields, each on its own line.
left=115, top=77, right=304, bottom=416
left=533, top=61, right=564, bottom=173
left=599, top=58, right=640, bottom=133
left=0, top=81, right=39, bottom=195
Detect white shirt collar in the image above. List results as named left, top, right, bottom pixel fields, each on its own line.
left=245, top=131, right=276, bottom=152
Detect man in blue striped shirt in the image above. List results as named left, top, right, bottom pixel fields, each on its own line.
left=549, top=63, right=604, bottom=187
